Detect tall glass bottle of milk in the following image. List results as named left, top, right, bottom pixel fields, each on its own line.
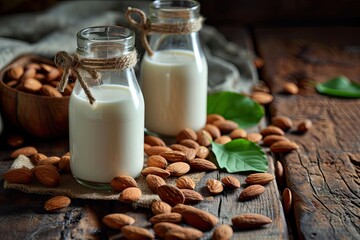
left=69, top=26, right=144, bottom=189
left=140, top=0, right=208, bottom=136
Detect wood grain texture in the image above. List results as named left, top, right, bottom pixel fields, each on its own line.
left=255, top=26, right=360, bottom=239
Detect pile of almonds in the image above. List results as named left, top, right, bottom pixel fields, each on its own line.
left=5, top=60, right=72, bottom=97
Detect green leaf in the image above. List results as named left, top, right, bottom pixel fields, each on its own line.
left=211, top=139, right=268, bottom=173
left=207, top=91, right=264, bottom=128
left=315, top=76, right=360, bottom=98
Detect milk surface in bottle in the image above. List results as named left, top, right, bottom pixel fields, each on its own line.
left=69, top=26, right=144, bottom=189
left=140, top=0, right=208, bottom=136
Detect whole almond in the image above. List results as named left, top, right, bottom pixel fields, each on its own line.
left=207, top=179, right=223, bottom=195
left=232, top=213, right=272, bottom=229
left=272, top=115, right=293, bottom=131
left=169, top=145, right=196, bottom=161
left=176, top=176, right=196, bottom=190
left=142, top=167, right=170, bottom=179
left=147, top=155, right=168, bottom=169
left=111, top=175, right=138, bottom=192
left=221, top=176, right=240, bottom=189
left=260, top=126, right=285, bottom=136
left=189, top=158, right=217, bottom=172
left=119, top=187, right=142, bottom=203
left=251, top=91, right=273, bottom=105
left=3, top=167, right=33, bottom=184
left=7, top=66, right=24, bottom=79
left=37, top=156, right=61, bottom=166
left=102, top=213, right=135, bottom=229
left=121, top=226, right=154, bottom=240
left=145, top=135, right=166, bottom=146
left=212, top=224, right=233, bottom=240
left=21, top=68, right=36, bottom=80
left=297, top=119, right=312, bottom=132
left=245, top=133, right=263, bottom=143
left=252, top=82, right=270, bottom=93
left=204, top=124, right=221, bottom=139
left=245, top=173, right=275, bottom=185
left=22, top=78, right=42, bottom=93
left=35, top=73, right=46, bottom=81
left=239, top=184, right=265, bottom=201
left=160, top=151, right=187, bottom=162
left=180, top=189, right=204, bottom=204
left=283, top=82, right=299, bottom=95
left=145, top=146, right=173, bottom=156
left=154, top=222, right=184, bottom=238
left=144, top=143, right=151, bottom=150
left=41, top=84, right=63, bottom=97
left=46, top=69, right=61, bottom=82
left=6, top=134, right=24, bottom=147
left=212, top=120, right=238, bottom=134
left=229, top=128, right=247, bottom=139
left=44, top=195, right=71, bottom=211
left=40, top=63, right=55, bottom=73
left=171, top=203, right=196, bottom=215
left=206, top=114, right=225, bottom=124
left=275, top=161, right=284, bottom=186
left=166, top=162, right=190, bottom=177
left=179, top=139, right=200, bottom=149
left=263, top=135, right=289, bottom=146
left=26, top=63, right=41, bottom=70
left=196, top=130, right=212, bottom=147
left=282, top=188, right=293, bottom=214
left=146, top=174, right=166, bottom=193
left=182, top=207, right=218, bottom=231
left=214, top=136, right=232, bottom=144
left=149, top=212, right=182, bottom=224
left=10, top=146, right=38, bottom=158
left=151, top=200, right=172, bottom=215
left=164, top=227, right=203, bottom=240
left=157, top=185, right=185, bottom=206
left=196, top=146, right=210, bottom=159
left=176, top=128, right=197, bottom=142
left=29, top=153, right=48, bottom=165
left=270, top=141, right=299, bottom=153
left=58, top=155, right=71, bottom=172
left=32, top=165, right=60, bottom=187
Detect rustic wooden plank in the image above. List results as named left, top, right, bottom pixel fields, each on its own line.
left=255, top=26, right=360, bottom=239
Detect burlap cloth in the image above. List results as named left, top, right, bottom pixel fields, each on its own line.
left=4, top=155, right=205, bottom=207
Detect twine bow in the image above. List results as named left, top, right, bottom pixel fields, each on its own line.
left=54, top=50, right=138, bottom=105
left=125, top=7, right=204, bottom=56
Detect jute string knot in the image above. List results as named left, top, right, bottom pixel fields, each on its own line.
left=125, top=7, right=204, bottom=56
left=54, top=50, right=138, bottom=105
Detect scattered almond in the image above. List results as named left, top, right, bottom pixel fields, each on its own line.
left=196, top=130, right=212, bottom=147
left=282, top=188, right=293, bottom=214
left=179, top=139, right=200, bottom=149
left=207, top=179, right=224, bottom=195
left=160, top=151, right=187, bottom=162
left=272, top=115, right=293, bottom=131
left=146, top=174, right=166, bottom=193
left=212, top=120, right=238, bottom=134
left=164, top=227, right=203, bottom=240
left=176, top=176, right=196, bottom=190
left=182, top=207, right=218, bottom=231
left=23, top=78, right=42, bottom=92
left=221, top=176, right=240, bottom=189
left=119, top=187, right=142, bottom=203
left=239, top=184, right=265, bottom=201
left=171, top=204, right=196, bottom=215
left=147, top=155, right=168, bottom=169
left=32, top=165, right=60, bottom=187
left=168, top=145, right=196, bottom=161
left=181, top=189, right=204, bottom=204
left=58, top=155, right=71, bottom=172
left=3, top=167, right=33, bottom=184
left=102, top=213, right=135, bottom=229
left=149, top=212, right=182, bottom=225
left=37, top=156, right=61, bottom=166
left=189, top=158, right=217, bottom=172
left=206, top=114, right=225, bottom=124
left=297, top=119, right=312, bottom=132
left=142, top=167, right=170, bottom=178
left=145, top=135, right=166, bottom=146
left=275, top=161, right=284, bottom=186
left=121, top=226, right=154, bottom=240
left=204, top=124, right=221, bottom=139
left=251, top=91, right=273, bottom=104
left=145, top=146, right=173, bottom=156
left=212, top=224, right=233, bottom=240
left=157, top=185, right=185, bottom=206
left=232, top=213, right=272, bottom=229
left=29, top=153, right=48, bottom=165
left=44, top=195, right=71, bottom=211
left=260, top=126, right=285, bottom=136
left=263, top=135, right=289, bottom=146
left=40, top=84, right=63, bottom=97
left=245, top=133, right=263, bottom=143
left=154, top=222, right=184, bottom=238
left=176, top=128, right=197, bottom=142
left=151, top=200, right=172, bottom=215
left=166, top=162, right=190, bottom=177
left=252, top=82, right=270, bottom=93
left=245, top=173, right=275, bottom=185
left=270, top=141, right=299, bottom=153
left=229, top=128, right=247, bottom=139
left=283, top=82, right=299, bottom=95
left=111, top=175, right=138, bottom=192
left=196, top=146, right=210, bottom=159
left=214, top=135, right=232, bottom=144
left=10, top=146, right=38, bottom=158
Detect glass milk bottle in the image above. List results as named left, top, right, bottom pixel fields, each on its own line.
left=140, top=0, right=208, bottom=136
left=69, top=26, right=144, bottom=188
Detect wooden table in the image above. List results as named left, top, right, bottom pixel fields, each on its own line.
left=0, top=26, right=359, bottom=240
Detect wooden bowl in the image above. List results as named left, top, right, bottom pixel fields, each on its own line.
left=0, top=54, right=70, bottom=138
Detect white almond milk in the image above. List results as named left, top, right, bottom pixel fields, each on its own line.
left=141, top=49, right=208, bottom=136
left=69, top=84, right=144, bottom=183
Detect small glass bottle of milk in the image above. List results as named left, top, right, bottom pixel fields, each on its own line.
left=140, top=0, right=208, bottom=136
left=69, top=26, right=144, bottom=189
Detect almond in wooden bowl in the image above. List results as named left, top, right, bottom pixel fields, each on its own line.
left=0, top=54, right=70, bottom=138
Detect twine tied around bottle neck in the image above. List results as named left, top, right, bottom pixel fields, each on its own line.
left=54, top=50, right=138, bottom=105
left=125, top=7, right=204, bottom=57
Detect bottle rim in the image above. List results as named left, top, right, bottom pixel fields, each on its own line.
left=149, top=0, right=200, bottom=21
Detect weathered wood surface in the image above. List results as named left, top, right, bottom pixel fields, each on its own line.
left=255, top=27, right=360, bottom=239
